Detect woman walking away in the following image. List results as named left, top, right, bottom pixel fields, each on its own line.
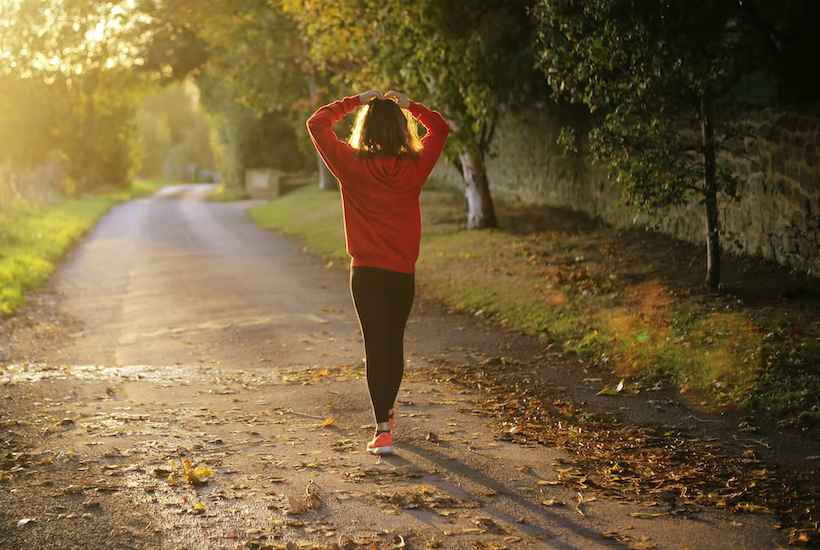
left=307, top=89, right=449, bottom=455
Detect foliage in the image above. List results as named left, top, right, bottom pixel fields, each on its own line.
left=196, top=74, right=307, bottom=189
left=282, top=0, right=547, bottom=227
left=535, top=1, right=743, bottom=205
left=0, top=75, right=60, bottom=170
left=0, top=0, right=150, bottom=191
left=134, top=82, right=214, bottom=179
left=530, top=1, right=812, bottom=290
left=137, top=0, right=313, bottom=188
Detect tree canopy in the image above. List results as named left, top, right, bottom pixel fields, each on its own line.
left=283, top=0, right=546, bottom=228
left=532, top=0, right=780, bottom=290
left=0, top=0, right=149, bottom=190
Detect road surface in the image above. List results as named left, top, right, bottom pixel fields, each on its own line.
left=0, top=185, right=785, bottom=549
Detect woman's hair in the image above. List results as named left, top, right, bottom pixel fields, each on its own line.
left=348, top=98, right=422, bottom=159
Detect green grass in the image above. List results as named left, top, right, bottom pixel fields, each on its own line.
left=248, top=185, right=347, bottom=261
left=207, top=185, right=251, bottom=202
left=247, top=185, right=820, bottom=426
left=0, top=179, right=172, bottom=315
left=130, top=178, right=186, bottom=197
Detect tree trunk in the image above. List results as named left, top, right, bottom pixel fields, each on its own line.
left=702, top=98, right=721, bottom=292
left=316, top=154, right=337, bottom=190
left=307, top=72, right=338, bottom=191
left=459, top=149, right=497, bottom=229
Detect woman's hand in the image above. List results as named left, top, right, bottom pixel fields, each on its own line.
left=359, top=89, right=384, bottom=104
left=385, top=90, right=411, bottom=109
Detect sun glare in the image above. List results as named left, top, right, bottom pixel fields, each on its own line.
left=0, top=0, right=148, bottom=77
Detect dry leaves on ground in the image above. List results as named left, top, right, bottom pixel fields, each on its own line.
left=426, top=357, right=820, bottom=545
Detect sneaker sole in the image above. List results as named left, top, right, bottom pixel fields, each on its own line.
left=368, top=445, right=394, bottom=455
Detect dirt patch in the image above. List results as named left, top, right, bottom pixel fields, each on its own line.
left=0, top=291, right=82, bottom=365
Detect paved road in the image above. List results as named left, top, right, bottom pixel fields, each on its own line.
left=0, top=185, right=784, bottom=549
left=50, top=184, right=357, bottom=368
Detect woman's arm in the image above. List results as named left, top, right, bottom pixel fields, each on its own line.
left=384, top=90, right=450, bottom=180
left=306, top=90, right=384, bottom=180
left=306, top=94, right=365, bottom=181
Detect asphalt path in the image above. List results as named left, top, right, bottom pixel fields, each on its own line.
left=0, top=185, right=787, bottom=549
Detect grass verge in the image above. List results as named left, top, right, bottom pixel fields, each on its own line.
left=248, top=185, right=347, bottom=262
left=207, top=185, right=251, bottom=202
left=248, top=184, right=820, bottom=428
left=0, top=179, right=176, bottom=315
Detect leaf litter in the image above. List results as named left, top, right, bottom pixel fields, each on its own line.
left=422, top=355, right=820, bottom=545
left=375, top=485, right=480, bottom=513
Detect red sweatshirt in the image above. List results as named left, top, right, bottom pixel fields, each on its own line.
left=307, top=95, right=449, bottom=274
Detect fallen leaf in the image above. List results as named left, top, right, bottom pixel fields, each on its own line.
left=182, top=460, right=213, bottom=485
left=577, top=493, right=596, bottom=504
left=734, top=503, right=773, bottom=514
left=17, top=518, right=35, bottom=528
left=536, top=479, right=559, bottom=486
left=788, top=530, right=812, bottom=545
left=287, top=496, right=305, bottom=514
left=317, top=415, right=335, bottom=428
left=597, top=379, right=626, bottom=396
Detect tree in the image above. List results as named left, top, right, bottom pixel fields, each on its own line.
left=138, top=0, right=325, bottom=189
left=134, top=83, right=214, bottom=179
left=0, top=0, right=149, bottom=190
left=0, top=74, right=58, bottom=170
left=196, top=73, right=306, bottom=189
left=282, top=0, right=547, bottom=229
left=533, top=0, right=777, bottom=291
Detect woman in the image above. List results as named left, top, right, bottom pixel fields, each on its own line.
left=307, top=89, right=449, bottom=455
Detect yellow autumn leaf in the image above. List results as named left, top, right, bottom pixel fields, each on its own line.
left=317, top=415, right=335, bottom=428
left=192, top=465, right=214, bottom=483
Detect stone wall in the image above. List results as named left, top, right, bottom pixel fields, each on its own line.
left=476, top=102, right=820, bottom=275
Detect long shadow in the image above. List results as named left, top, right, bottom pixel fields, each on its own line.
left=377, top=440, right=623, bottom=550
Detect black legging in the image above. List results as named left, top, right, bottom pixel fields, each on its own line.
left=350, top=266, right=415, bottom=424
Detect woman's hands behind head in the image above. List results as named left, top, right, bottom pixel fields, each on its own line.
left=359, top=89, right=384, bottom=104
left=359, top=89, right=411, bottom=109
left=385, top=90, right=411, bottom=109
